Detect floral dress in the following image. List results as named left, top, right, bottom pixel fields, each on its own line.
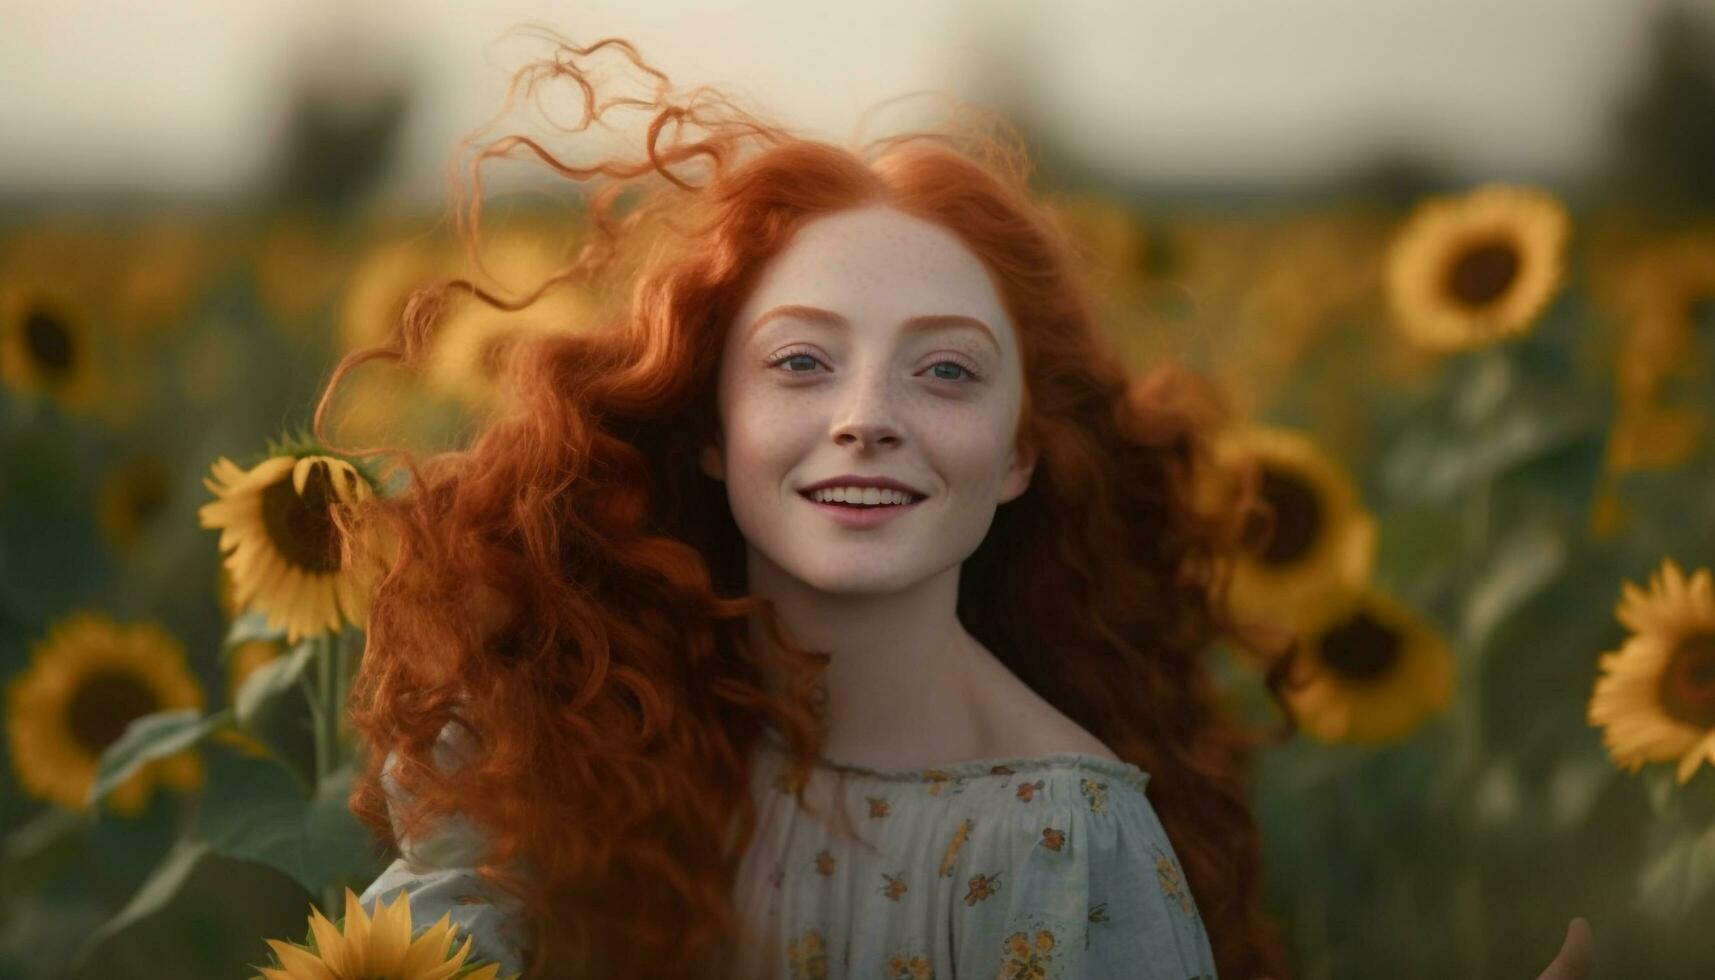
left=358, top=724, right=1219, bottom=979
left=732, top=729, right=1218, bottom=979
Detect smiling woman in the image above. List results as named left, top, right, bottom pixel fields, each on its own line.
left=314, top=30, right=1302, bottom=980
left=698, top=205, right=1035, bottom=609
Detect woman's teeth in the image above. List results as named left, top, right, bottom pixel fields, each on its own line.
left=807, top=486, right=919, bottom=506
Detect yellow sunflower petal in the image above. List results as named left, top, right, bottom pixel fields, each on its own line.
left=1675, top=735, right=1715, bottom=785
left=340, top=887, right=372, bottom=962
left=263, top=939, right=338, bottom=980
left=399, top=912, right=460, bottom=977
left=362, top=886, right=417, bottom=975
left=306, top=904, right=353, bottom=978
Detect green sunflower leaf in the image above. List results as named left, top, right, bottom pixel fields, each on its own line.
left=234, top=637, right=318, bottom=731
left=224, top=609, right=288, bottom=651
left=1637, top=820, right=1715, bottom=922
left=195, top=739, right=374, bottom=895
left=1461, top=519, right=1569, bottom=656
left=87, top=707, right=235, bottom=809
left=0, top=806, right=88, bottom=893
left=71, top=836, right=214, bottom=972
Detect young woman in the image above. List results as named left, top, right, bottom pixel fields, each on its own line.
left=330, top=33, right=1302, bottom=980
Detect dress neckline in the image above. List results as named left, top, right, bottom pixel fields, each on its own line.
left=757, top=725, right=1151, bottom=797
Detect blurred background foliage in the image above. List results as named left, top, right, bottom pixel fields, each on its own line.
left=3, top=4, right=1715, bottom=978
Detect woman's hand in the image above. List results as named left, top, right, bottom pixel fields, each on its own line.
left=1535, top=917, right=1593, bottom=980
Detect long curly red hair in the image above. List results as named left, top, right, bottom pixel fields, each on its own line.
left=318, top=30, right=1299, bottom=980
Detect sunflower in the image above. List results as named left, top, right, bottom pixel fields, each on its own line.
left=5, top=612, right=204, bottom=816
left=1598, top=230, right=1715, bottom=472
left=1588, top=559, right=1715, bottom=786
left=98, top=452, right=173, bottom=555
left=0, top=278, right=105, bottom=414
left=1215, top=426, right=1378, bottom=633
left=425, top=228, right=597, bottom=410
left=1384, top=184, right=1570, bottom=352
left=198, top=452, right=380, bottom=643
left=1284, top=588, right=1455, bottom=744
left=252, top=886, right=512, bottom=980
left=1602, top=230, right=1715, bottom=400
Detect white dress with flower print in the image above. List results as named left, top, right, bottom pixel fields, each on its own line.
left=358, top=723, right=1220, bottom=979
left=731, top=729, right=1219, bottom=980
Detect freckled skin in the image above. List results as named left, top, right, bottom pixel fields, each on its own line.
left=700, top=204, right=1033, bottom=597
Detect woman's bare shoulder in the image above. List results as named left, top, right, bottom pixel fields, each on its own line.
left=966, top=640, right=1123, bottom=762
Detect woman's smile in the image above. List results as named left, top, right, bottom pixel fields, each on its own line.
left=798, top=489, right=926, bottom=528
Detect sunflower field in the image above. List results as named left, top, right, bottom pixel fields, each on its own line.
left=3, top=144, right=1715, bottom=980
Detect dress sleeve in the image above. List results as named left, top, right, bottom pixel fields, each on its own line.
left=355, top=722, right=531, bottom=979
left=967, top=778, right=1221, bottom=980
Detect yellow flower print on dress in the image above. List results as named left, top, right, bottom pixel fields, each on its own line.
left=1079, top=777, right=1108, bottom=814
left=881, top=872, right=908, bottom=901
left=997, top=929, right=1056, bottom=980
left=1040, top=827, right=1066, bottom=852
left=964, top=872, right=1003, bottom=906
left=939, top=818, right=974, bottom=877
left=1154, top=845, right=1196, bottom=918
left=787, top=929, right=828, bottom=980
left=924, top=769, right=953, bottom=795
left=814, top=849, right=837, bottom=876
left=885, top=952, right=934, bottom=979
left=1015, top=780, right=1044, bottom=802
left=773, top=761, right=808, bottom=795
left=867, top=796, right=891, bottom=818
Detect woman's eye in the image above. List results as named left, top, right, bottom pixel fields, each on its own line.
left=766, top=351, right=981, bottom=382
left=768, top=351, right=825, bottom=373
left=926, top=360, right=977, bottom=382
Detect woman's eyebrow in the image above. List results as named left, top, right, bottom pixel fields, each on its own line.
left=745, top=304, right=1000, bottom=354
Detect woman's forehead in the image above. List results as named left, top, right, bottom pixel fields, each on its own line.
left=733, top=205, right=1015, bottom=346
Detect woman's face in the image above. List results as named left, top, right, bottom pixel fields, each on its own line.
left=701, top=204, right=1037, bottom=596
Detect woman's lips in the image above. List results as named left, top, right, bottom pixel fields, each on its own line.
left=799, top=494, right=923, bottom=528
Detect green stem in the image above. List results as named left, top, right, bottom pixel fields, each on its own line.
left=314, top=634, right=335, bottom=784
left=1454, top=360, right=1498, bottom=979
left=311, top=633, right=345, bottom=918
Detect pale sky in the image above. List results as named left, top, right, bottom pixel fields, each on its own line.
left=0, top=0, right=1700, bottom=197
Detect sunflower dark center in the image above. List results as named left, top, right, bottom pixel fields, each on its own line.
left=260, top=461, right=342, bottom=574
left=1244, top=469, right=1322, bottom=566
left=67, top=670, right=159, bottom=754
left=23, top=307, right=75, bottom=374
left=1317, top=610, right=1403, bottom=682
left=1660, top=633, right=1715, bottom=729
left=1445, top=238, right=1520, bottom=308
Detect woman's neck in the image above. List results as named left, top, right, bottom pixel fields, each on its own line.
left=744, top=551, right=994, bottom=770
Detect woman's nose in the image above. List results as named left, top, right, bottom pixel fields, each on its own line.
left=830, top=368, right=903, bottom=450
